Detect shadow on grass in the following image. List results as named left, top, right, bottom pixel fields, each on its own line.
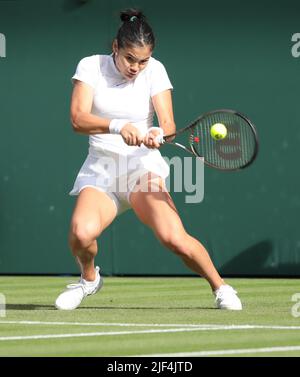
left=5, top=304, right=56, bottom=310
left=5, top=304, right=216, bottom=310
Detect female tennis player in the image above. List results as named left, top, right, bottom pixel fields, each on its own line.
left=55, top=9, right=242, bottom=311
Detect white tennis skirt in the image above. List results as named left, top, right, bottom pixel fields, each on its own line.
left=69, top=145, right=170, bottom=214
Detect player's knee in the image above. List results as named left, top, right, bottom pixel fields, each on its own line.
left=69, top=221, right=100, bottom=249
left=159, top=231, right=190, bottom=257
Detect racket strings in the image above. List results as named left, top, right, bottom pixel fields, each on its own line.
left=190, top=111, right=257, bottom=170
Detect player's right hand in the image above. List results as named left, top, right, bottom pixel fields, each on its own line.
left=120, top=123, right=144, bottom=146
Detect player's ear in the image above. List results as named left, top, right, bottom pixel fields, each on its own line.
left=112, top=39, right=118, bottom=55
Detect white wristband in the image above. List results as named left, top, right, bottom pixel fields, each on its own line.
left=109, top=119, right=129, bottom=134
left=147, top=127, right=165, bottom=144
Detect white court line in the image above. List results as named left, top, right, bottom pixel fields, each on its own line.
left=135, top=345, right=300, bottom=357
left=1, top=324, right=300, bottom=341
left=0, top=327, right=213, bottom=341
left=1, top=321, right=300, bottom=330
left=0, top=321, right=208, bottom=327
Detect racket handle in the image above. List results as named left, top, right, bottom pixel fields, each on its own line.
left=147, top=127, right=165, bottom=144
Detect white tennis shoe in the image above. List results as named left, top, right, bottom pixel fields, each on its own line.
left=214, top=284, right=242, bottom=310
left=55, top=266, right=103, bottom=310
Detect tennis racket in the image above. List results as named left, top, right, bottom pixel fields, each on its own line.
left=159, top=109, right=258, bottom=171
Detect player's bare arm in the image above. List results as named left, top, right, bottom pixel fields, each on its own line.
left=152, top=89, right=175, bottom=134
left=71, top=80, right=142, bottom=144
left=144, top=89, right=176, bottom=148
left=70, top=80, right=111, bottom=135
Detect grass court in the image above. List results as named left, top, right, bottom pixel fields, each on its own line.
left=0, top=276, right=300, bottom=357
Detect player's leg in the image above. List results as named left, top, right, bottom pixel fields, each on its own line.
left=55, top=187, right=117, bottom=310
left=130, top=175, right=242, bottom=309
left=69, top=187, right=118, bottom=280
left=130, top=177, right=223, bottom=290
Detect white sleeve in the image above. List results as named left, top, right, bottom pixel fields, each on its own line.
left=150, top=60, right=173, bottom=97
left=71, top=56, right=98, bottom=89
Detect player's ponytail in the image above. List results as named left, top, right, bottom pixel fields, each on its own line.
left=116, top=8, right=155, bottom=50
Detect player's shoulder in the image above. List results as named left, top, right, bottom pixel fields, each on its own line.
left=145, top=57, right=168, bottom=79
left=76, top=54, right=113, bottom=78
left=77, top=54, right=101, bottom=67
left=147, top=56, right=167, bottom=70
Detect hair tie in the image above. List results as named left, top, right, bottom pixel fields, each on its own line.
left=130, top=16, right=137, bottom=22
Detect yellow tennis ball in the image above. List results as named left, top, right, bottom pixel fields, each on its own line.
left=210, top=123, right=227, bottom=140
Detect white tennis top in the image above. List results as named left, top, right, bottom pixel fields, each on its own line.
left=72, top=54, right=173, bottom=155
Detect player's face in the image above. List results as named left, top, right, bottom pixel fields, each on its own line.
left=113, top=42, right=152, bottom=80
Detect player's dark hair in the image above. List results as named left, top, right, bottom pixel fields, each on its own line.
left=116, top=9, right=155, bottom=50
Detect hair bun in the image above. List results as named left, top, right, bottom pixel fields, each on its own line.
left=120, top=9, right=145, bottom=23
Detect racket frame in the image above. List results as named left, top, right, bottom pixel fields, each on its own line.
left=163, top=109, right=259, bottom=171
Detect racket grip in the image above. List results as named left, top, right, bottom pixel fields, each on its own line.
left=147, top=127, right=165, bottom=144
